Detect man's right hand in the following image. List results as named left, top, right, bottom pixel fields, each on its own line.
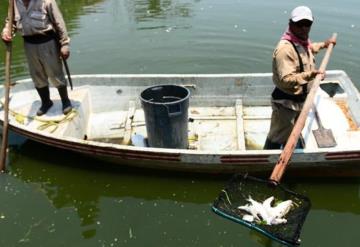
left=310, top=70, right=325, bottom=80
left=1, top=29, right=12, bottom=42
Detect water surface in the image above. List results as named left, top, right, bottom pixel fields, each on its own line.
left=1, top=0, right=360, bottom=246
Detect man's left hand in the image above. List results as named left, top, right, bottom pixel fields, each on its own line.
left=324, top=37, right=337, bottom=48
left=60, top=46, right=70, bottom=60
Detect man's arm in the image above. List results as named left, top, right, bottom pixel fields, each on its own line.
left=311, top=37, right=337, bottom=54
left=47, top=0, right=70, bottom=59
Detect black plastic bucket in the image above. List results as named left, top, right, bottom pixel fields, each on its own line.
left=140, top=85, right=190, bottom=149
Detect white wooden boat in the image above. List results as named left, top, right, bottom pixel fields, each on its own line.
left=1, top=70, right=360, bottom=176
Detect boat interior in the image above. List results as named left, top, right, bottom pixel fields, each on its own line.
left=4, top=72, right=360, bottom=152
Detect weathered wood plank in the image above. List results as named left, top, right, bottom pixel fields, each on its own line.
left=236, top=99, right=246, bottom=150
left=122, top=101, right=136, bottom=145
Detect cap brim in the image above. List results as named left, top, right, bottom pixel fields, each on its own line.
left=291, top=16, right=314, bottom=22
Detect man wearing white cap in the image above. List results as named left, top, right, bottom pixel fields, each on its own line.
left=264, top=6, right=336, bottom=149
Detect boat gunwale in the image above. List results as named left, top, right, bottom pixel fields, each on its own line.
left=7, top=70, right=348, bottom=86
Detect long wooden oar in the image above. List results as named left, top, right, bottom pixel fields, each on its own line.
left=0, top=0, right=15, bottom=172
left=270, top=32, right=337, bottom=183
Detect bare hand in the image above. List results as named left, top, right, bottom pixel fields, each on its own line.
left=60, top=46, right=70, bottom=60
left=1, top=29, right=12, bottom=43
left=324, top=37, right=337, bottom=48
left=310, top=70, right=325, bottom=80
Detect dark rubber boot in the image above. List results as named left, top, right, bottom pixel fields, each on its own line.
left=57, top=86, right=72, bottom=115
left=263, top=137, right=282, bottom=150
left=35, top=87, right=53, bottom=116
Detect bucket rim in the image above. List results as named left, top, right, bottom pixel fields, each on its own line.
left=140, top=84, right=190, bottom=105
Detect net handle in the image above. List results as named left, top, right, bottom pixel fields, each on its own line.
left=270, top=33, right=338, bottom=183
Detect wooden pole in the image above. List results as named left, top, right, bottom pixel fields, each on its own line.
left=0, top=0, right=15, bottom=172
left=270, top=33, right=338, bottom=183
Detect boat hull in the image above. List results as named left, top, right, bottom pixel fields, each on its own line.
left=1, top=71, right=360, bottom=176
left=3, top=122, right=360, bottom=177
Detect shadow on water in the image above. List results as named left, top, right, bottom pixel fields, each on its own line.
left=5, top=136, right=360, bottom=236
left=8, top=136, right=360, bottom=205
left=6, top=138, right=228, bottom=239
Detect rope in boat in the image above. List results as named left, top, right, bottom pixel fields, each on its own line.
left=0, top=101, right=77, bottom=133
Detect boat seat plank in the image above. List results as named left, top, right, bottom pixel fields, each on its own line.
left=87, top=111, right=127, bottom=141
left=186, top=106, right=238, bottom=151
left=235, top=99, right=246, bottom=150
left=243, top=106, right=272, bottom=119
left=193, top=120, right=237, bottom=151
left=122, top=101, right=136, bottom=145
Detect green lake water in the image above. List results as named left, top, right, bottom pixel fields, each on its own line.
left=1, top=0, right=360, bottom=246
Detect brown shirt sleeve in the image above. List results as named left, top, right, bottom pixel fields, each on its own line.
left=46, top=0, right=70, bottom=48
left=311, top=42, right=325, bottom=54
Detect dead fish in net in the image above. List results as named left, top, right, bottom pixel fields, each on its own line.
left=238, top=196, right=293, bottom=225
left=238, top=196, right=270, bottom=222
left=264, top=197, right=293, bottom=219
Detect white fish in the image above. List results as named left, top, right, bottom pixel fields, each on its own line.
left=238, top=196, right=271, bottom=224
left=263, top=198, right=293, bottom=225
left=237, top=196, right=293, bottom=225
left=268, top=200, right=293, bottom=219
left=262, top=196, right=274, bottom=209
left=238, top=203, right=261, bottom=221
left=246, top=196, right=271, bottom=222
left=242, top=214, right=255, bottom=222
left=270, top=217, right=287, bottom=225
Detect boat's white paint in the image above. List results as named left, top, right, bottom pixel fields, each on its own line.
left=1, top=70, right=360, bottom=174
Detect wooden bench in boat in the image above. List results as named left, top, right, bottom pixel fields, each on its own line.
left=85, top=97, right=268, bottom=151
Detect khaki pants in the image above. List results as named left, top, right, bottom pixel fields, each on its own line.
left=24, top=39, right=67, bottom=88
left=267, top=102, right=301, bottom=145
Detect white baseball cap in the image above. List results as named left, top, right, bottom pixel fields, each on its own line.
left=290, top=6, right=313, bottom=22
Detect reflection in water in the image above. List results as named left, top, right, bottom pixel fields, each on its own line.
left=127, top=0, right=195, bottom=22
left=8, top=140, right=223, bottom=239
left=5, top=139, right=360, bottom=243
left=1, top=0, right=360, bottom=245
left=123, top=0, right=196, bottom=31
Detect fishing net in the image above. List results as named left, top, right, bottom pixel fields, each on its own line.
left=212, top=174, right=311, bottom=246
